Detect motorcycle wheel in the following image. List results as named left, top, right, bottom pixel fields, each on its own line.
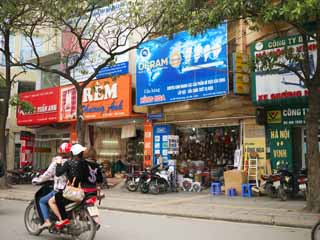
left=278, top=186, right=288, bottom=201
left=71, top=208, right=96, bottom=240
left=125, top=179, right=139, bottom=192
left=265, top=183, right=276, bottom=198
left=312, top=221, right=320, bottom=240
left=149, top=180, right=160, bottom=195
left=24, top=201, right=42, bottom=236
left=140, top=182, right=149, bottom=194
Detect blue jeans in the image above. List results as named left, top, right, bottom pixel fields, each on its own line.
left=39, top=191, right=56, bottom=221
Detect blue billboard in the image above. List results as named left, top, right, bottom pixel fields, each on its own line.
left=136, top=23, right=228, bottom=106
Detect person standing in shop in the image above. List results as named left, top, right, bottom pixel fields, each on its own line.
left=155, top=153, right=163, bottom=169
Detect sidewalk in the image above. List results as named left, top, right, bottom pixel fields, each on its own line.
left=0, top=183, right=318, bottom=229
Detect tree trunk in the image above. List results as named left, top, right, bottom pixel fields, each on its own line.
left=0, top=30, right=12, bottom=188
left=305, top=87, right=320, bottom=212
left=76, top=87, right=86, bottom=145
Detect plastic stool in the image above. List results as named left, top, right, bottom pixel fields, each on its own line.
left=227, top=188, right=237, bottom=197
left=241, top=184, right=252, bottom=198
left=210, top=182, right=221, bottom=195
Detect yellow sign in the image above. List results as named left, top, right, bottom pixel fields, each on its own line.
left=233, top=52, right=250, bottom=94
left=267, top=110, right=282, bottom=124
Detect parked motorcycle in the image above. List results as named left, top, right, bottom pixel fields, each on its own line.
left=24, top=180, right=101, bottom=240
left=148, top=165, right=176, bottom=194
left=278, top=169, right=308, bottom=201
left=7, top=165, right=34, bottom=184
left=125, top=171, right=141, bottom=192
left=261, top=172, right=282, bottom=198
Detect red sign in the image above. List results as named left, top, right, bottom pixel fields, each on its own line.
left=17, top=87, right=60, bottom=126
left=143, top=120, right=153, bottom=168
left=59, top=75, right=132, bottom=122
left=20, top=132, right=35, bottom=167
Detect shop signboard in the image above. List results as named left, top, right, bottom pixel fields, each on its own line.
left=59, top=75, right=132, bottom=122
left=267, top=126, right=292, bottom=171
left=136, top=23, right=228, bottom=106
left=143, top=120, right=153, bottom=168
left=233, top=52, right=250, bottom=94
left=60, top=1, right=129, bottom=86
left=147, top=112, right=163, bottom=120
left=153, top=125, right=170, bottom=165
left=267, top=106, right=309, bottom=125
left=17, top=87, right=60, bottom=126
left=251, top=35, right=316, bottom=104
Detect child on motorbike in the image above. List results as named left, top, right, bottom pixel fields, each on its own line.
left=32, top=142, right=71, bottom=229
left=52, top=144, right=103, bottom=229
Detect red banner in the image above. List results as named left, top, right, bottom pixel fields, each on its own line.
left=20, top=132, right=35, bottom=167
left=143, top=120, right=153, bottom=168
left=17, top=87, right=60, bottom=126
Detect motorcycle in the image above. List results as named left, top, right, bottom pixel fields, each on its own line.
left=261, top=172, right=282, bottom=198
left=125, top=171, right=141, bottom=192
left=7, top=165, right=34, bottom=184
left=148, top=165, right=175, bottom=195
left=278, top=169, right=308, bottom=201
left=24, top=180, right=101, bottom=240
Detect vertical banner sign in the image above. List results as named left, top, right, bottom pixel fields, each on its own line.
left=70, top=124, right=78, bottom=144
left=233, top=52, right=250, bottom=94
left=153, top=125, right=170, bottom=165
left=252, top=35, right=316, bottom=103
left=136, top=23, right=228, bottom=106
left=20, top=132, right=35, bottom=167
left=143, top=120, right=153, bottom=168
left=268, top=126, right=292, bottom=170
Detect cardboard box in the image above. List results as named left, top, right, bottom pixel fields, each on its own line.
left=224, top=170, right=247, bottom=195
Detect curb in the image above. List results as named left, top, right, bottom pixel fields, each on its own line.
left=99, top=206, right=312, bottom=229
left=0, top=196, right=313, bottom=229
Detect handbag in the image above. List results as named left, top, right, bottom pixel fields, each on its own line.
left=63, top=177, right=85, bottom=202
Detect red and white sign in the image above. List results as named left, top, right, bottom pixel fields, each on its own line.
left=17, top=87, right=60, bottom=126
left=59, top=75, right=132, bottom=122
left=20, top=132, right=35, bottom=167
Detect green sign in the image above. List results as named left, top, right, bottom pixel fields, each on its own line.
left=267, top=106, right=308, bottom=125
left=268, top=126, right=292, bottom=171
left=251, top=34, right=314, bottom=105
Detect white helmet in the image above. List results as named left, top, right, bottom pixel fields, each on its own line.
left=71, top=144, right=87, bottom=156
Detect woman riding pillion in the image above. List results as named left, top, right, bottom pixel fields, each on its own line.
left=53, top=143, right=103, bottom=229
left=32, top=142, right=71, bottom=229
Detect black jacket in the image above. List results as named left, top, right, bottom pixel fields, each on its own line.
left=56, top=158, right=103, bottom=189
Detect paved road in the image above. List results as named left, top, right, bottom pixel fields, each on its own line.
left=0, top=199, right=311, bottom=240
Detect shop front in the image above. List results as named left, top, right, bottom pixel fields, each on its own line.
left=17, top=86, right=68, bottom=169
left=59, top=74, right=146, bottom=176
left=134, top=23, right=265, bottom=192
left=251, top=35, right=318, bottom=173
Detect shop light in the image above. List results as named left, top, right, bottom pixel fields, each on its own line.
left=99, top=152, right=120, bottom=156
left=102, top=140, right=119, bottom=145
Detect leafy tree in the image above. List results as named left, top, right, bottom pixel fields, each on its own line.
left=178, top=0, right=320, bottom=212
left=0, top=0, right=39, bottom=186
left=20, top=0, right=178, bottom=144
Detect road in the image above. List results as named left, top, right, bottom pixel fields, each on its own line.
left=0, top=199, right=311, bottom=240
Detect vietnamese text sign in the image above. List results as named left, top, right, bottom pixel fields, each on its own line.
left=267, top=106, right=309, bottom=125
left=136, top=24, right=228, bottom=106
left=252, top=35, right=316, bottom=103
left=233, top=52, right=250, bottom=94
left=59, top=75, right=132, bottom=122
left=17, top=87, right=60, bottom=126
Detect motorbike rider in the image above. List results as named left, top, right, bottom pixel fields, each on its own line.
left=32, top=142, right=71, bottom=229
left=53, top=143, right=103, bottom=229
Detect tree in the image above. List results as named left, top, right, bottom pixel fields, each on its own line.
left=20, top=0, right=178, bottom=144
left=0, top=0, right=40, bottom=187
left=177, top=0, right=320, bottom=212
